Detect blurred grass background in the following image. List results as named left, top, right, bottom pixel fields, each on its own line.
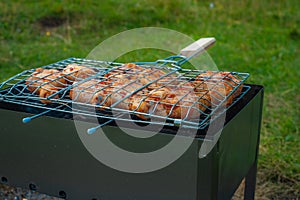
left=0, top=0, right=299, bottom=198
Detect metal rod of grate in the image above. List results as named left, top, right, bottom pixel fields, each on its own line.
left=0, top=58, right=250, bottom=130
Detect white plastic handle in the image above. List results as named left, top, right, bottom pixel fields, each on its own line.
left=180, top=37, right=216, bottom=57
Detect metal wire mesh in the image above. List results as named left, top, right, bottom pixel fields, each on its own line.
left=0, top=58, right=250, bottom=129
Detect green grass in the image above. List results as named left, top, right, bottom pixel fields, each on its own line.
left=1, top=0, right=299, bottom=198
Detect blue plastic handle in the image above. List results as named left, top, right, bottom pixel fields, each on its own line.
left=87, top=127, right=97, bottom=135
left=22, top=117, right=31, bottom=123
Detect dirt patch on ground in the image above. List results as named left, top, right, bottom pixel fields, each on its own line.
left=38, top=15, right=67, bottom=28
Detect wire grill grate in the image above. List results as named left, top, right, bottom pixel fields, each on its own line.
left=0, top=58, right=250, bottom=129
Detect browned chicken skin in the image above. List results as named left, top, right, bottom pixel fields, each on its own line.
left=26, top=68, right=67, bottom=104
left=194, top=71, right=243, bottom=106
left=27, top=64, right=243, bottom=120
left=70, top=79, right=105, bottom=103
left=62, top=64, right=96, bottom=82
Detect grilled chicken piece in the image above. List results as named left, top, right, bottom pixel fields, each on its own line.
left=26, top=68, right=66, bottom=92
left=70, top=79, right=105, bottom=103
left=70, top=78, right=134, bottom=110
left=128, top=85, right=204, bottom=120
left=100, top=73, right=145, bottom=109
left=137, top=67, right=166, bottom=84
left=157, top=86, right=202, bottom=119
left=104, top=63, right=144, bottom=78
left=62, top=64, right=96, bottom=82
left=38, top=86, right=60, bottom=104
left=70, top=79, right=126, bottom=109
left=128, top=90, right=149, bottom=119
left=105, top=63, right=166, bottom=86
left=195, top=71, right=243, bottom=106
left=25, top=68, right=67, bottom=104
left=92, top=87, right=133, bottom=110
left=128, top=88, right=170, bottom=120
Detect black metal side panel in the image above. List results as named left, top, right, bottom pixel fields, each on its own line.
left=196, top=143, right=219, bottom=200
left=195, top=86, right=263, bottom=200
left=216, top=88, right=263, bottom=199
left=0, top=109, right=199, bottom=200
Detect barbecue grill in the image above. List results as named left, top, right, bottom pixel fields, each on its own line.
left=0, top=38, right=263, bottom=200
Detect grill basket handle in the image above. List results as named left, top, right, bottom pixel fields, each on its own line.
left=180, top=37, right=216, bottom=58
